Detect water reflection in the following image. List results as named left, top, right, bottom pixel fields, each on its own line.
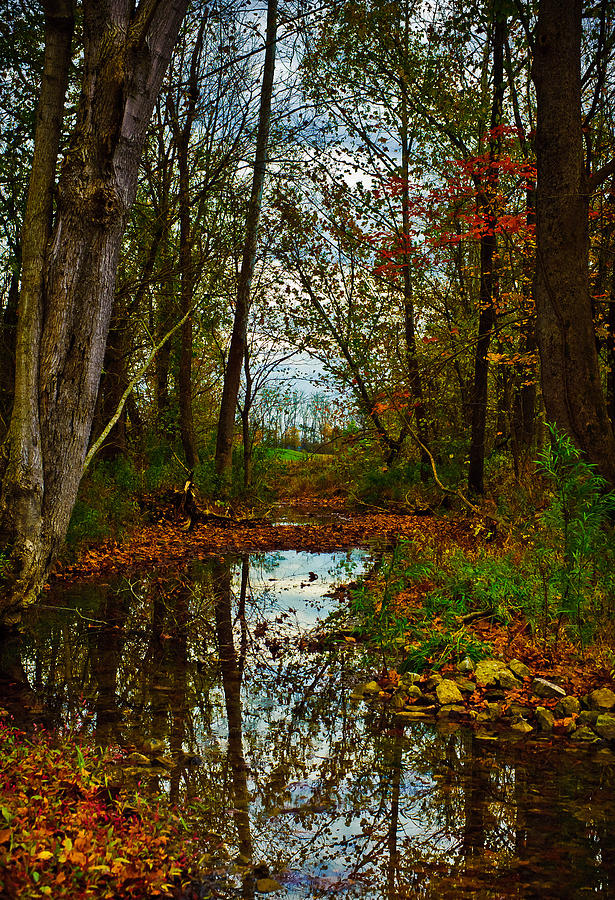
left=3, top=550, right=615, bottom=897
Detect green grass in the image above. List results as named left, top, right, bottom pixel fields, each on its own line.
left=265, top=448, right=310, bottom=461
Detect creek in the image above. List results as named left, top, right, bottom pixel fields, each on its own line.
left=6, top=546, right=615, bottom=898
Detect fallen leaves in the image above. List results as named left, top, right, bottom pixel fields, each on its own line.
left=0, top=723, right=197, bottom=898
left=53, top=505, right=472, bottom=583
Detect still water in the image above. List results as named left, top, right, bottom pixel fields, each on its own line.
left=10, top=550, right=615, bottom=898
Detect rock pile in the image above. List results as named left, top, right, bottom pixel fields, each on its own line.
left=350, top=658, right=615, bottom=745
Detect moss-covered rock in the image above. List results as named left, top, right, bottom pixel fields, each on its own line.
left=436, top=679, right=464, bottom=705
left=475, top=659, right=506, bottom=686
left=589, top=688, right=615, bottom=711
left=535, top=707, right=555, bottom=732
left=554, top=696, right=581, bottom=718
left=532, top=678, right=566, bottom=700
left=594, top=715, right=615, bottom=741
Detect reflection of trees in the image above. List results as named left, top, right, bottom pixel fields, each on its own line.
left=212, top=557, right=253, bottom=864
left=89, top=586, right=128, bottom=745
left=7, top=554, right=615, bottom=898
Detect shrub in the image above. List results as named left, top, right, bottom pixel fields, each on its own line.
left=533, top=424, right=615, bottom=643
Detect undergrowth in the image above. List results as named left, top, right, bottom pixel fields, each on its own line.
left=0, top=723, right=203, bottom=898
left=349, top=425, right=615, bottom=665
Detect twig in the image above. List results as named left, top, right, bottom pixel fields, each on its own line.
left=404, top=426, right=508, bottom=534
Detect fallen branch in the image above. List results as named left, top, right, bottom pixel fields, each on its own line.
left=404, top=426, right=508, bottom=534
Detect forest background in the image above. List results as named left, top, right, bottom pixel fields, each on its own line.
left=1, top=0, right=615, bottom=629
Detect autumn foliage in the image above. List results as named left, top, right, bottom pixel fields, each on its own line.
left=0, top=723, right=196, bottom=899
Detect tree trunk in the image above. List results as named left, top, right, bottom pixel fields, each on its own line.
left=532, top=0, right=615, bottom=485
left=0, top=251, right=20, bottom=440
left=215, top=0, right=278, bottom=481
left=467, top=16, right=505, bottom=495
left=0, top=0, right=188, bottom=623
left=95, top=300, right=128, bottom=461
left=174, top=19, right=206, bottom=473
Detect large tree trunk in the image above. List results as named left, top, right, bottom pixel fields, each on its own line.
left=215, top=0, right=278, bottom=482
left=0, top=0, right=188, bottom=623
left=532, top=0, right=615, bottom=485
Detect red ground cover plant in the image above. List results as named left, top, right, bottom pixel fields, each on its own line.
left=0, top=723, right=196, bottom=898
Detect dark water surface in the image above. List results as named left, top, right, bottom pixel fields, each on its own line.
left=8, top=549, right=615, bottom=898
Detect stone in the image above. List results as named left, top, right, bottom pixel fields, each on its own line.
left=424, top=674, right=443, bottom=690
left=507, top=658, right=531, bottom=679
left=594, top=715, right=615, bottom=741
left=454, top=676, right=477, bottom=694
left=256, top=877, right=283, bottom=892
left=457, top=656, right=475, bottom=674
left=475, top=659, right=506, bottom=686
left=152, top=755, right=176, bottom=770
left=437, top=704, right=466, bottom=718
left=532, top=678, right=566, bottom=700
left=415, top=692, right=437, bottom=705
left=511, top=718, right=533, bottom=734
left=572, top=726, right=602, bottom=743
left=400, top=673, right=421, bottom=686
left=497, top=669, right=519, bottom=691
left=395, top=707, right=434, bottom=718
left=507, top=702, right=531, bottom=718
left=578, top=710, right=601, bottom=728
left=143, top=738, right=165, bottom=754
left=554, top=696, right=581, bottom=718
left=363, top=681, right=381, bottom=694
left=486, top=702, right=503, bottom=720
left=436, top=679, right=464, bottom=705
left=589, top=688, right=615, bottom=711
left=390, top=692, right=408, bottom=710
left=535, top=707, right=555, bottom=732
left=127, top=752, right=151, bottom=766
left=406, top=684, right=423, bottom=698
left=470, top=711, right=492, bottom=724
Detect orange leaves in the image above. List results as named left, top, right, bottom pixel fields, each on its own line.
left=53, top=504, right=470, bottom=584
left=0, top=724, right=196, bottom=899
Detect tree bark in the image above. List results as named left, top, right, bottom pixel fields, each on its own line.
left=215, top=0, right=278, bottom=482
left=532, top=0, right=615, bottom=485
left=0, top=0, right=75, bottom=619
left=0, top=0, right=188, bottom=622
left=468, top=16, right=505, bottom=495
left=173, top=18, right=206, bottom=472
left=400, top=81, right=429, bottom=479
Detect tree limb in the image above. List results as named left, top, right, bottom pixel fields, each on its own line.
left=83, top=306, right=192, bottom=472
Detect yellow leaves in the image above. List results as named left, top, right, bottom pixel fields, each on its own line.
left=37, top=850, right=53, bottom=861
left=110, top=856, right=130, bottom=875
left=67, top=849, right=87, bottom=867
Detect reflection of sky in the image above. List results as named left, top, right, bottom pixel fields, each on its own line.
left=236, top=550, right=365, bottom=629
left=28, top=547, right=615, bottom=898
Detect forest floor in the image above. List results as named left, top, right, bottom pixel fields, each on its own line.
left=53, top=496, right=475, bottom=581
